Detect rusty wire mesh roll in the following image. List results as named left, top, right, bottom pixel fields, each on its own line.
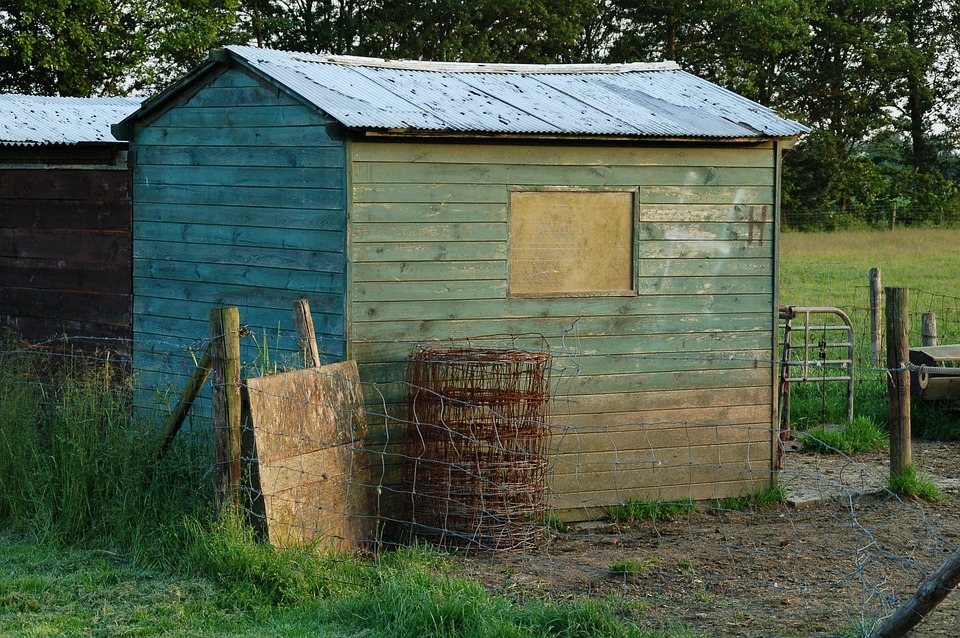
left=406, top=345, right=552, bottom=552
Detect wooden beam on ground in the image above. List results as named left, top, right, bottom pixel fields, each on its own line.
left=870, top=548, right=960, bottom=638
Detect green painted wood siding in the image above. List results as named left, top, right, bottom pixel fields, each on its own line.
left=132, top=68, right=347, bottom=414
left=348, top=140, right=778, bottom=519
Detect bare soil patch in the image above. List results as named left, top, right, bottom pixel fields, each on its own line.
left=457, top=439, right=960, bottom=637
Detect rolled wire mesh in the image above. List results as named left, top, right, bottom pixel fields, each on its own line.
left=406, top=346, right=551, bottom=552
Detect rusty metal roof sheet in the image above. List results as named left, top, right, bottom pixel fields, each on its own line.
left=221, top=46, right=808, bottom=139
left=0, top=94, right=142, bottom=146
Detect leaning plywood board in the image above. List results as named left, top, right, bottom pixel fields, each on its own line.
left=242, top=360, right=374, bottom=550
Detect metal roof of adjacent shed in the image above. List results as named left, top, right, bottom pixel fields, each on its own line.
left=215, top=46, right=808, bottom=139
left=0, top=94, right=142, bottom=146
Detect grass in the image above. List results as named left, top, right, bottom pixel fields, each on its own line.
left=797, top=415, right=889, bottom=455
left=604, top=499, right=696, bottom=524
left=711, top=483, right=786, bottom=512
left=888, top=465, right=945, bottom=502
left=608, top=556, right=660, bottom=577
left=780, top=227, right=960, bottom=440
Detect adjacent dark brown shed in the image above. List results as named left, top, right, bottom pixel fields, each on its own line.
left=0, top=94, right=141, bottom=347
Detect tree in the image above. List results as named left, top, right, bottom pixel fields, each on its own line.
left=603, top=0, right=810, bottom=107
left=0, top=0, right=241, bottom=96
left=886, top=0, right=960, bottom=172
left=359, top=0, right=596, bottom=63
left=0, top=0, right=141, bottom=96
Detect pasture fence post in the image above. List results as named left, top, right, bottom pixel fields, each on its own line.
left=211, top=306, right=243, bottom=510
left=885, top=287, right=911, bottom=477
left=293, top=299, right=322, bottom=368
left=921, top=312, right=938, bottom=347
left=870, top=268, right=882, bottom=366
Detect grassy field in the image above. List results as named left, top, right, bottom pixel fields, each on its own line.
left=780, top=227, right=960, bottom=435
left=780, top=227, right=960, bottom=328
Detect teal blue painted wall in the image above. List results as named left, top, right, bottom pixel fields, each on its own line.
left=131, top=67, right=347, bottom=416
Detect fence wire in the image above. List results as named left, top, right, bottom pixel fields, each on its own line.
left=3, top=299, right=960, bottom=637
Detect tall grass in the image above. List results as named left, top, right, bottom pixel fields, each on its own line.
left=0, top=331, right=212, bottom=559
left=1, top=332, right=689, bottom=637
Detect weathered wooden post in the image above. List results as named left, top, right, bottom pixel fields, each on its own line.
left=921, top=312, right=938, bottom=347
left=870, top=268, right=883, bottom=366
left=211, top=306, right=242, bottom=509
left=156, top=346, right=212, bottom=461
left=293, top=299, right=322, bottom=368
left=885, top=287, right=911, bottom=476
left=870, top=548, right=960, bottom=638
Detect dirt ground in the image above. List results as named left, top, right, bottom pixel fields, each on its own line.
left=457, top=439, right=960, bottom=637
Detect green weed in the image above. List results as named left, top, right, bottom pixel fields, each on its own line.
left=608, top=556, right=659, bottom=577
left=712, top=483, right=786, bottom=511
left=604, top=498, right=696, bottom=524
left=798, top=415, right=889, bottom=455
left=544, top=514, right=569, bottom=533
left=888, top=465, right=944, bottom=502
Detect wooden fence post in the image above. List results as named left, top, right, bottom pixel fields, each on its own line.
left=921, top=312, right=938, bottom=347
left=156, top=346, right=212, bottom=461
left=885, top=287, right=911, bottom=477
left=211, top=306, right=242, bottom=509
left=869, top=548, right=960, bottom=638
left=870, top=268, right=882, bottom=366
left=293, top=299, right=322, bottom=368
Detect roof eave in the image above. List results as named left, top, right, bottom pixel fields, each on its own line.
left=113, top=55, right=222, bottom=140
left=356, top=128, right=806, bottom=144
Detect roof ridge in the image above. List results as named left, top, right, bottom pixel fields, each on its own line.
left=284, top=52, right=680, bottom=74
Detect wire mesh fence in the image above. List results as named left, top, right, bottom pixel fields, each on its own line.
left=3, top=322, right=960, bottom=636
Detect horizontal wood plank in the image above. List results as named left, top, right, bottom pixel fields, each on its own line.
left=0, top=228, right=129, bottom=262
left=135, top=164, right=342, bottom=190
left=135, top=144, right=345, bottom=169
left=0, top=257, right=131, bottom=294
left=0, top=169, right=130, bottom=201
left=133, top=182, right=344, bottom=210
left=355, top=311, right=773, bottom=347
left=352, top=141, right=775, bottom=168
left=353, top=162, right=774, bottom=187
left=353, top=294, right=773, bottom=323
left=135, top=240, right=344, bottom=273
left=134, top=124, right=336, bottom=147
left=134, top=221, right=343, bottom=253
left=136, top=202, right=345, bottom=231
left=0, top=199, right=130, bottom=230
left=134, top=259, right=343, bottom=293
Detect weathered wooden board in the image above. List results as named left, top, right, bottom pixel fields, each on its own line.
left=349, top=140, right=779, bottom=520
left=135, top=144, right=345, bottom=169
left=242, top=361, right=374, bottom=550
left=353, top=162, right=774, bottom=187
left=510, top=190, right=634, bottom=296
left=0, top=168, right=132, bottom=344
left=352, top=140, right=776, bottom=168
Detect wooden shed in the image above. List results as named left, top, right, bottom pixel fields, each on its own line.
left=0, top=94, right=141, bottom=347
left=116, top=47, right=808, bottom=520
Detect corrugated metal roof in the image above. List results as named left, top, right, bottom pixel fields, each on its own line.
left=222, top=46, right=808, bottom=139
left=0, top=94, right=142, bottom=146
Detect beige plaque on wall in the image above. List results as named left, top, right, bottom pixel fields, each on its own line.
left=509, top=190, right=635, bottom=296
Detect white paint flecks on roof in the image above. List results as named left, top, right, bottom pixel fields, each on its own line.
left=218, top=46, right=809, bottom=139
left=0, top=94, right=142, bottom=146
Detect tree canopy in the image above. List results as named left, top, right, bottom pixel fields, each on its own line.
left=1, top=0, right=958, bottom=228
